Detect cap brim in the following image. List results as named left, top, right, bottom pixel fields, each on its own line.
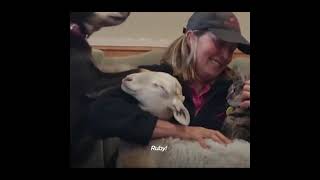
left=208, top=28, right=250, bottom=55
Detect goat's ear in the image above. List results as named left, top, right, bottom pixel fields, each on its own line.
left=170, top=98, right=190, bottom=126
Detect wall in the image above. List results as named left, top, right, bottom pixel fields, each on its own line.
left=88, top=12, right=250, bottom=47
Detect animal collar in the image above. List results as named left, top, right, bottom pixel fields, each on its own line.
left=226, top=106, right=250, bottom=117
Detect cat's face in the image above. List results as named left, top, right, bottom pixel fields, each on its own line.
left=227, top=79, right=245, bottom=107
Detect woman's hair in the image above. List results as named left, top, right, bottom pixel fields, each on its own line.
left=161, top=30, right=235, bottom=82
left=161, top=30, right=207, bottom=81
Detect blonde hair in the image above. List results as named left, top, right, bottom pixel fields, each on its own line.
left=161, top=31, right=207, bottom=81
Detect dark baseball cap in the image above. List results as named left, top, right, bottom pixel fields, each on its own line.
left=185, top=12, right=250, bottom=54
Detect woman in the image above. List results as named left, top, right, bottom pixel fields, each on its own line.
left=88, top=12, right=250, bottom=149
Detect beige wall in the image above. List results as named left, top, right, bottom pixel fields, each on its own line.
left=88, top=12, right=250, bottom=47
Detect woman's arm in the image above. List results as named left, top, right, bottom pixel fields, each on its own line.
left=88, top=86, right=231, bottom=147
left=88, top=90, right=158, bottom=145
left=152, top=120, right=231, bottom=148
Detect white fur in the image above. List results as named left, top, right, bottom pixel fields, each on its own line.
left=121, top=71, right=189, bottom=124
left=117, top=138, right=250, bottom=168
left=116, top=71, right=250, bottom=168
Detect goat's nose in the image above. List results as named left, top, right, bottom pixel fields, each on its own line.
left=124, top=77, right=133, bottom=82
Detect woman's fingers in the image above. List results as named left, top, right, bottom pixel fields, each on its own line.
left=206, top=132, right=223, bottom=144
left=190, top=127, right=233, bottom=148
left=242, top=90, right=250, bottom=100
left=240, top=81, right=250, bottom=109
left=240, top=100, right=250, bottom=109
left=214, top=131, right=232, bottom=144
left=197, top=138, right=209, bottom=149
left=243, top=84, right=250, bottom=91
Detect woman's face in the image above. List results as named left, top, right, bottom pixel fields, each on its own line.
left=190, top=32, right=237, bottom=83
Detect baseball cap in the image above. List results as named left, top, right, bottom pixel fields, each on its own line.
left=185, top=12, right=250, bottom=54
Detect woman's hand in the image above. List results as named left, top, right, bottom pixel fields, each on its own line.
left=240, top=80, right=250, bottom=109
left=180, top=126, right=232, bottom=148
left=152, top=120, right=231, bottom=149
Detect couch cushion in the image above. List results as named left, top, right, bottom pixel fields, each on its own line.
left=92, top=48, right=165, bottom=68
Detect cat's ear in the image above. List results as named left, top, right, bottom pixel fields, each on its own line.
left=244, top=70, right=251, bottom=81
left=233, top=65, right=249, bottom=82
left=231, top=65, right=243, bottom=82
left=233, top=65, right=241, bottom=73
left=240, top=72, right=250, bottom=82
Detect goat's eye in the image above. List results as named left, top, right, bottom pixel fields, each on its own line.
left=159, top=85, right=169, bottom=96
left=152, top=82, right=169, bottom=96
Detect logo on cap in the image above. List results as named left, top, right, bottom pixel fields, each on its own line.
left=224, top=16, right=240, bottom=31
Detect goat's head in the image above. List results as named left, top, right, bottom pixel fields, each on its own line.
left=70, top=12, right=130, bottom=35
left=89, top=12, right=130, bottom=27
left=121, top=70, right=190, bottom=125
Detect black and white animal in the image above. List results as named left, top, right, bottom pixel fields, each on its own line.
left=115, top=70, right=250, bottom=168
left=70, top=12, right=131, bottom=168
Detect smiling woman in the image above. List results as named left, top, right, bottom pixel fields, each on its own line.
left=92, top=70, right=249, bottom=168
left=88, top=12, right=250, bottom=168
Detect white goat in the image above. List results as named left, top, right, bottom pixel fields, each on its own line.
left=116, top=70, right=250, bottom=168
